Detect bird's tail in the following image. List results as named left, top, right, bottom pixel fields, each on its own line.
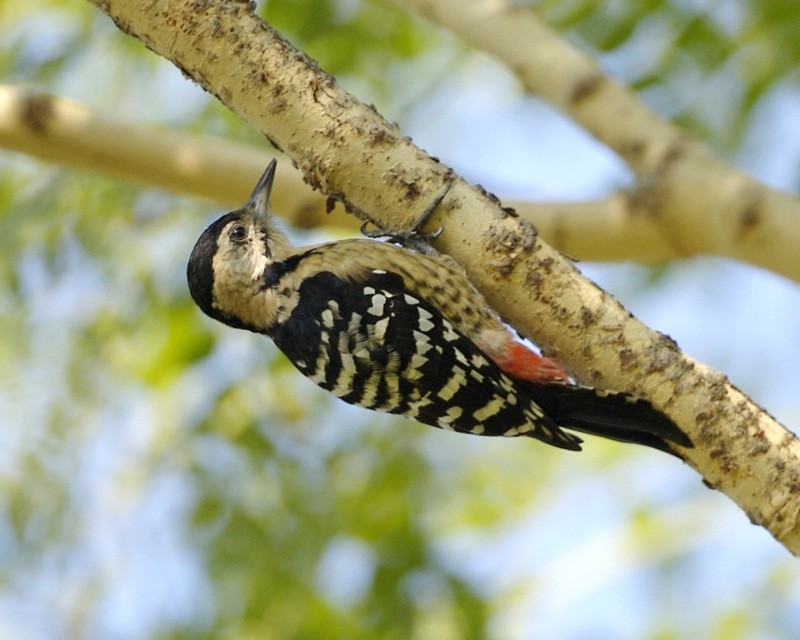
left=518, top=381, right=693, bottom=456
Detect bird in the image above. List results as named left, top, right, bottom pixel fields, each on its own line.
left=187, top=160, right=692, bottom=455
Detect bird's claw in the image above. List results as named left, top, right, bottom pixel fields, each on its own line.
left=360, top=181, right=452, bottom=253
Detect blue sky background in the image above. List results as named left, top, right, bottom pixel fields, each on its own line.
left=2, top=1, right=800, bottom=638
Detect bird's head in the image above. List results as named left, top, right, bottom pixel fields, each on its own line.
left=187, top=159, right=288, bottom=331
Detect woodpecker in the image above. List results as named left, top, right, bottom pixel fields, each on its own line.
left=187, top=160, right=691, bottom=455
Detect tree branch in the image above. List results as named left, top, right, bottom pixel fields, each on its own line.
left=5, top=81, right=799, bottom=274
left=398, top=0, right=800, bottom=282
left=0, top=83, right=676, bottom=263
left=0, top=84, right=667, bottom=260
left=85, top=0, right=800, bottom=554
left=517, top=194, right=677, bottom=264
left=0, top=83, right=349, bottom=230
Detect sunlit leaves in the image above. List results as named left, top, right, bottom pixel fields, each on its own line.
left=3, top=1, right=800, bottom=638
left=263, top=0, right=430, bottom=70
left=534, top=0, right=800, bottom=152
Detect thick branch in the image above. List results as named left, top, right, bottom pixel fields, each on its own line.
left=0, top=84, right=668, bottom=261
left=398, top=0, right=800, bottom=282
left=86, top=0, right=800, bottom=554
left=5, top=83, right=799, bottom=274
left=0, top=84, right=664, bottom=259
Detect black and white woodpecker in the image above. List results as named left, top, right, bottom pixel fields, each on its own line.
left=187, top=160, right=691, bottom=455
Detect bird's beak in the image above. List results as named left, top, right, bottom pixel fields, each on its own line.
left=247, top=159, right=277, bottom=230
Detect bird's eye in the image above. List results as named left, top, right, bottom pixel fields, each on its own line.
left=230, top=224, right=247, bottom=242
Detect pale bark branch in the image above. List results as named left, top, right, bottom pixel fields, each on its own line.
left=395, top=0, right=689, bottom=176
left=0, top=83, right=350, bottom=230
left=0, top=82, right=662, bottom=260
left=398, top=0, right=800, bottom=281
left=517, top=194, right=676, bottom=264
left=4, top=77, right=798, bottom=275
left=1, top=82, right=782, bottom=270
left=85, top=0, right=800, bottom=554
left=0, top=83, right=660, bottom=261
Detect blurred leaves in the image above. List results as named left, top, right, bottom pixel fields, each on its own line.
left=262, top=0, right=431, bottom=76
left=2, top=1, right=800, bottom=639
left=536, top=0, right=800, bottom=152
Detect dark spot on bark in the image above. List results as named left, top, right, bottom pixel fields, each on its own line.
left=580, top=306, right=597, bottom=326
left=541, top=255, right=556, bottom=268
left=570, top=73, right=604, bottom=105
left=619, top=349, right=637, bottom=369
left=500, top=205, right=518, bottom=218
left=268, top=94, right=288, bottom=114
left=368, top=128, right=397, bottom=148
left=656, top=331, right=679, bottom=350
left=23, top=94, right=54, bottom=134
left=475, top=183, right=499, bottom=204
left=404, top=181, right=421, bottom=200
left=326, top=196, right=337, bottom=214
left=259, top=132, right=282, bottom=153
left=659, top=142, right=689, bottom=171
left=621, top=140, right=645, bottom=162
left=738, top=196, right=762, bottom=236
left=695, top=411, right=713, bottom=425
left=750, top=440, right=770, bottom=455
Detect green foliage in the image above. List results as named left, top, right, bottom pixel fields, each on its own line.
left=262, top=0, right=430, bottom=75
left=536, top=0, right=800, bottom=152
left=2, top=1, right=800, bottom=639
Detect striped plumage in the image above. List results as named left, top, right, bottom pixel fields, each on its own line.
left=187, top=161, right=692, bottom=454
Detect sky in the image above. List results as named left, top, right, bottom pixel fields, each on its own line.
left=2, top=2, right=800, bottom=638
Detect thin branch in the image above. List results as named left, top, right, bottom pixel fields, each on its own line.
left=0, top=83, right=664, bottom=260
left=396, top=0, right=689, bottom=175
left=5, top=83, right=798, bottom=273
left=85, top=0, right=800, bottom=554
left=398, top=0, right=800, bottom=282
left=0, top=84, right=665, bottom=260
left=516, top=194, right=677, bottom=264
left=0, top=83, right=349, bottom=230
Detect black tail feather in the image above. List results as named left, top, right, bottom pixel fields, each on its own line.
left=518, top=382, right=693, bottom=455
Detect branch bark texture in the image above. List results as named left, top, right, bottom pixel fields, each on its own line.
left=398, top=0, right=800, bottom=281
left=86, top=0, right=800, bottom=554
left=0, top=83, right=347, bottom=229
left=4, top=81, right=800, bottom=276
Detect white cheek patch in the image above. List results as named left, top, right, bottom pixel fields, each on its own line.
left=211, top=231, right=271, bottom=323
left=213, top=232, right=267, bottom=289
